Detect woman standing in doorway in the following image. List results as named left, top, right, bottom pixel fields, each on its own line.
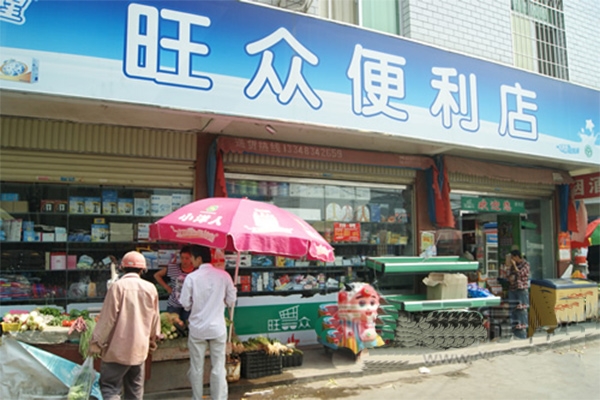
left=154, top=245, right=196, bottom=323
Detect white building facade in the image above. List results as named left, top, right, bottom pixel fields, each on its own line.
left=254, top=0, right=600, bottom=91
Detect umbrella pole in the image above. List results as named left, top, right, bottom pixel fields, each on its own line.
left=228, top=252, right=241, bottom=344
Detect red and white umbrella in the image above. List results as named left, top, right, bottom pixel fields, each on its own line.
left=150, top=197, right=334, bottom=262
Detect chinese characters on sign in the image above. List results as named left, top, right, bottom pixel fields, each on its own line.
left=430, top=68, right=479, bottom=131
left=348, top=44, right=408, bottom=121
left=178, top=212, right=223, bottom=226
left=122, top=3, right=541, bottom=143
left=499, top=83, right=538, bottom=141
left=125, top=3, right=212, bottom=89
left=461, top=196, right=526, bottom=214
left=231, top=138, right=344, bottom=160
left=245, top=28, right=322, bottom=109
left=571, top=172, right=600, bottom=200
left=0, top=0, right=32, bottom=25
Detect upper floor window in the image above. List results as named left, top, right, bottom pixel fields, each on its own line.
left=511, top=0, right=569, bottom=80
left=319, top=0, right=400, bottom=36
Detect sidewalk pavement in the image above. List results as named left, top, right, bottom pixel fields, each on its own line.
left=145, top=320, right=600, bottom=399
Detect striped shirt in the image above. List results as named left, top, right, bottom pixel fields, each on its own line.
left=165, top=264, right=193, bottom=308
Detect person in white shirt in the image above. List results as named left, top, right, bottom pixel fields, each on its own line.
left=179, top=245, right=237, bottom=400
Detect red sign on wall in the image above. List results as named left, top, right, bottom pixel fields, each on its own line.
left=572, top=172, right=600, bottom=200
left=333, top=223, right=361, bottom=242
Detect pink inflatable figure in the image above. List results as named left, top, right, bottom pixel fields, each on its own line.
left=317, top=282, right=384, bottom=354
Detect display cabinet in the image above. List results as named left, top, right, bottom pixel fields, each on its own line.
left=0, top=182, right=192, bottom=309
left=224, top=176, right=415, bottom=297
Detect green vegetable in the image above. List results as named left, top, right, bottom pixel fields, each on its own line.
left=37, top=307, right=62, bottom=317
left=67, top=384, right=88, bottom=400
left=70, top=309, right=90, bottom=319
left=79, top=319, right=96, bottom=359
left=48, top=315, right=69, bottom=326
left=68, top=357, right=95, bottom=400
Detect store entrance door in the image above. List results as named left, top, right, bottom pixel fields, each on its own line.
left=459, top=204, right=546, bottom=280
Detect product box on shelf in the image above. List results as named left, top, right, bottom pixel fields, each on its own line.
left=50, top=252, right=67, bottom=270
left=240, top=284, right=251, bottom=292
left=85, top=197, right=102, bottom=214
left=22, top=221, right=34, bottom=231
left=67, top=255, right=77, bottom=270
left=0, top=193, right=19, bottom=201
left=157, top=249, right=178, bottom=266
left=23, top=230, right=39, bottom=242
left=54, top=227, right=67, bottom=242
left=172, top=193, right=192, bottom=211
left=102, top=190, right=118, bottom=215
left=137, top=223, right=151, bottom=240
left=0, top=201, right=14, bottom=212
left=91, top=224, right=109, bottom=242
left=55, top=200, right=68, bottom=213
left=369, top=204, right=381, bottom=223
left=109, top=223, right=134, bottom=242
left=142, top=251, right=159, bottom=269
left=0, top=201, right=28, bottom=213
left=150, top=195, right=172, bottom=216
left=134, top=195, right=150, bottom=216
left=14, top=201, right=29, bottom=212
left=40, top=199, right=55, bottom=213
left=41, top=232, right=55, bottom=242
left=237, top=275, right=251, bottom=285
left=118, top=198, right=134, bottom=215
left=69, top=197, right=85, bottom=214
left=225, top=254, right=251, bottom=268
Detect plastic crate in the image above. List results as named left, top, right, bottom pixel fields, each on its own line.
left=281, top=353, right=303, bottom=368
left=240, top=351, right=282, bottom=379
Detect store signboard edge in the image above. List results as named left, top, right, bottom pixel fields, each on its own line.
left=0, top=0, right=598, bottom=166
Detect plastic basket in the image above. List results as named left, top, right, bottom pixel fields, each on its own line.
left=240, top=351, right=282, bottom=379
left=1, top=322, right=20, bottom=333
left=281, top=353, right=303, bottom=368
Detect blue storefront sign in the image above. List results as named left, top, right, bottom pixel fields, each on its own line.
left=1, top=0, right=598, bottom=165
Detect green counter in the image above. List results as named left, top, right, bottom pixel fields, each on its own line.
left=365, top=256, right=479, bottom=274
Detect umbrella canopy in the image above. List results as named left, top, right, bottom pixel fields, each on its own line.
left=587, top=218, right=600, bottom=246
left=150, top=197, right=335, bottom=262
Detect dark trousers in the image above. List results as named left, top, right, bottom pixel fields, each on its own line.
left=100, top=361, right=145, bottom=400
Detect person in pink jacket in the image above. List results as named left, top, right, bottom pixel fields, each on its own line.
left=89, top=251, right=161, bottom=400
